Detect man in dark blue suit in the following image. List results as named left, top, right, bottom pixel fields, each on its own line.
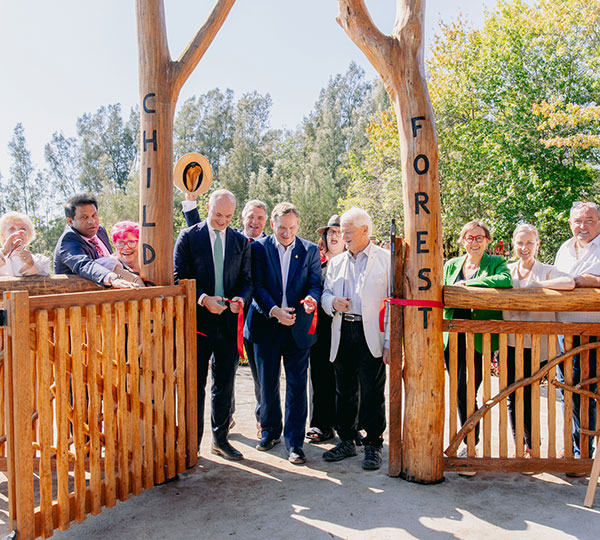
left=246, top=202, right=322, bottom=465
left=54, top=193, right=139, bottom=289
left=174, top=189, right=252, bottom=460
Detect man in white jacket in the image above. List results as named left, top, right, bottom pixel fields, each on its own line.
left=321, top=207, right=390, bottom=470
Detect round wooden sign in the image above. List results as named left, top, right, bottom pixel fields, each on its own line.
left=173, top=153, right=213, bottom=195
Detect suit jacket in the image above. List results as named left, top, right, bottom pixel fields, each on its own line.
left=174, top=221, right=252, bottom=335
left=321, top=243, right=391, bottom=361
left=443, top=252, right=512, bottom=353
left=53, top=225, right=113, bottom=285
left=245, top=234, right=322, bottom=349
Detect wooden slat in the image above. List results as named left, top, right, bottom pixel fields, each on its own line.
left=115, top=302, right=130, bottom=500
left=141, top=299, right=154, bottom=488
left=3, top=294, right=17, bottom=527
left=175, top=295, right=187, bottom=472
left=444, top=285, right=600, bottom=312
left=580, top=336, right=590, bottom=459
left=101, top=303, right=117, bottom=507
left=482, top=333, right=491, bottom=458
left=448, top=332, right=458, bottom=455
left=7, top=292, right=35, bottom=539
left=499, top=333, right=508, bottom=458
left=85, top=304, right=102, bottom=515
left=183, top=281, right=198, bottom=469
left=466, top=332, right=476, bottom=455
left=127, top=300, right=143, bottom=495
left=35, top=310, right=53, bottom=538
left=69, top=307, right=87, bottom=522
left=531, top=334, right=541, bottom=458
left=515, top=334, right=524, bottom=458
left=29, top=285, right=185, bottom=311
left=163, top=297, right=176, bottom=479
left=55, top=308, right=70, bottom=531
left=584, top=437, right=600, bottom=507
left=152, top=297, right=166, bottom=484
left=564, top=335, right=574, bottom=458
left=547, top=336, right=557, bottom=458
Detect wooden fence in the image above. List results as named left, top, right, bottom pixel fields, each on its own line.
left=1, top=281, right=197, bottom=539
left=443, top=285, right=599, bottom=475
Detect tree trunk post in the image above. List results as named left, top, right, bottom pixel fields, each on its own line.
left=135, top=0, right=236, bottom=286
left=337, top=0, right=445, bottom=484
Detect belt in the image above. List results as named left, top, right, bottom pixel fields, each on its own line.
left=342, top=313, right=362, bottom=322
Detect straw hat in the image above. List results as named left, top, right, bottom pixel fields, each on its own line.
left=173, top=153, right=213, bottom=195
left=316, top=215, right=341, bottom=235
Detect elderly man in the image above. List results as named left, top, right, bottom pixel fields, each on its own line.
left=174, top=189, right=252, bottom=460
left=321, top=207, right=390, bottom=470
left=555, top=201, right=600, bottom=461
left=246, top=202, right=322, bottom=465
left=54, top=193, right=139, bottom=289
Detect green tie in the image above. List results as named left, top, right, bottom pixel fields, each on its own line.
left=213, top=230, right=225, bottom=298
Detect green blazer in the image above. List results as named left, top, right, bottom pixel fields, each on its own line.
left=443, top=252, right=512, bottom=353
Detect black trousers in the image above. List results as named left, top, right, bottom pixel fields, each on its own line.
left=506, top=346, right=532, bottom=450
left=333, top=320, right=386, bottom=447
left=444, top=333, right=483, bottom=444
left=196, top=325, right=239, bottom=446
left=309, top=309, right=336, bottom=432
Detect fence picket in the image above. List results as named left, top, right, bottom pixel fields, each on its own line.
left=152, top=297, right=165, bottom=484
left=101, top=303, right=117, bottom=507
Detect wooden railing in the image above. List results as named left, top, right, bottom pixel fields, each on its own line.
left=1, top=281, right=197, bottom=540
left=443, top=286, right=599, bottom=474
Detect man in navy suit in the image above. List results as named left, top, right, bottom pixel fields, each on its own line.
left=246, top=202, right=322, bottom=465
left=174, top=189, right=252, bottom=460
left=54, top=193, right=139, bottom=289
left=182, top=194, right=268, bottom=433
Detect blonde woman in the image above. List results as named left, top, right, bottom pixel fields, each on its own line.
left=503, top=223, right=574, bottom=455
left=0, top=211, right=50, bottom=276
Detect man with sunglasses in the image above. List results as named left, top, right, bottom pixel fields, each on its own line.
left=554, top=201, right=600, bottom=463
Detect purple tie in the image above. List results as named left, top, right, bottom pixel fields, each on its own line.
left=89, top=236, right=104, bottom=257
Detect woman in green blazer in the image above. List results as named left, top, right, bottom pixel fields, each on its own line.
left=444, top=220, right=512, bottom=461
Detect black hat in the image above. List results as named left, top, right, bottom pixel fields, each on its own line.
left=316, top=215, right=341, bottom=235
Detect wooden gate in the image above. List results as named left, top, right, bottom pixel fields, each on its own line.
left=1, top=281, right=198, bottom=539
left=443, top=285, right=598, bottom=475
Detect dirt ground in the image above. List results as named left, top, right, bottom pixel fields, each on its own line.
left=2, top=365, right=599, bottom=540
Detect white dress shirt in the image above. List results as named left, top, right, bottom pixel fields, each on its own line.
left=554, top=234, right=600, bottom=322
left=275, top=237, right=296, bottom=310
left=198, top=223, right=227, bottom=306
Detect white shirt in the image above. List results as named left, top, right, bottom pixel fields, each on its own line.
left=0, top=252, right=50, bottom=277
left=344, top=242, right=372, bottom=315
left=554, top=234, right=600, bottom=322
left=502, top=260, right=566, bottom=358
left=275, top=237, right=296, bottom=309
left=198, top=223, right=227, bottom=306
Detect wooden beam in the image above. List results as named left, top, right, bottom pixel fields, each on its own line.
left=444, top=285, right=600, bottom=311
left=0, top=275, right=102, bottom=295
left=445, top=457, right=593, bottom=473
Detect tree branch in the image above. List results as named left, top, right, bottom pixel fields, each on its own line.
left=171, top=0, right=236, bottom=94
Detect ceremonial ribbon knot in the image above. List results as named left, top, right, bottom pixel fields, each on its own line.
left=378, top=297, right=445, bottom=332
left=300, top=298, right=318, bottom=335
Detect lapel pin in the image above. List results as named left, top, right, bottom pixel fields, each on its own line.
left=295, top=254, right=298, bottom=258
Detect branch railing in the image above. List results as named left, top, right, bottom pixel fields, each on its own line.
left=443, top=285, right=599, bottom=474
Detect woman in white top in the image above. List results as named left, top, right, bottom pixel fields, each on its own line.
left=503, top=223, right=574, bottom=454
left=0, top=212, right=50, bottom=277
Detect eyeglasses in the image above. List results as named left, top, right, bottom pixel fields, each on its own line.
left=115, top=239, right=138, bottom=249
left=464, top=235, right=486, bottom=244
left=327, top=229, right=341, bottom=238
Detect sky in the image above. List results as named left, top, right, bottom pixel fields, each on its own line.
left=0, top=1, right=490, bottom=174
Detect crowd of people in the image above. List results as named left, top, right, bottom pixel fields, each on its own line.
left=3, top=191, right=599, bottom=473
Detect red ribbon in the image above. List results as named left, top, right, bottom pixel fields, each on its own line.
left=300, top=298, right=318, bottom=335
left=379, top=297, right=445, bottom=332
left=225, top=299, right=245, bottom=359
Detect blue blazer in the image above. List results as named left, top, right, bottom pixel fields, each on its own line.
left=53, top=225, right=113, bottom=285
left=245, top=234, right=322, bottom=349
left=174, top=221, right=252, bottom=335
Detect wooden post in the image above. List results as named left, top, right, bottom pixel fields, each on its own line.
left=338, top=0, right=444, bottom=483
left=135, top=0, right=236, bottom=285
left=4, top=291, right=35, bottom=538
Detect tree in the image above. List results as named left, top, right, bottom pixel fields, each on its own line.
left=6, top=123, right=42, bottom=218
left=427, top=0, right=600, bottom=259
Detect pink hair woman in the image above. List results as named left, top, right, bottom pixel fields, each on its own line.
left=109, top=221, right=144, bottom=286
